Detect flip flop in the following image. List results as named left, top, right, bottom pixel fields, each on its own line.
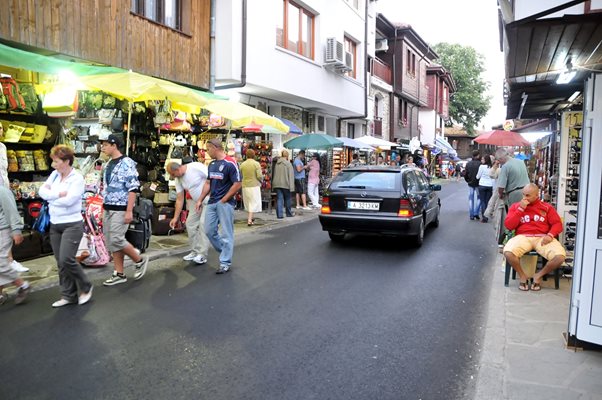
left=518, top=281, right=529, bottom=291
left=531, top=282, right=542, bottom=291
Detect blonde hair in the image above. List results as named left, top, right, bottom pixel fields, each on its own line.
left=281, top=149, right=289, bottom=158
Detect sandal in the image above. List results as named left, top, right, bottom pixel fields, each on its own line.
left=518, top=281, right=529, bottom=291
left=531, top=282, right=542, bottom=291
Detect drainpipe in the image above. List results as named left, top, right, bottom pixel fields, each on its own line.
left=390, top=26, right=398, bottom=142
left=215, top=0, right=247, bottom=90
left=338, top=0, right=369, bottom=136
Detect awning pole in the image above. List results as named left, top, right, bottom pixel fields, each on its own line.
left=126, top=101, right=133, bottom=156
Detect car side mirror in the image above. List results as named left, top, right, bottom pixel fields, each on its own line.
left=430, top=184, right=442, bottom=191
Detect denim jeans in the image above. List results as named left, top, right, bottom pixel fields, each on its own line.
left=468, top=186, right=481, bottom=218
left=275, top=188, right=293, bottom=218
left=478, top=186, right=493, bottom=218
left=204, top=202, right=235, bottom=267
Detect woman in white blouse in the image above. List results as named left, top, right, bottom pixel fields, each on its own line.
left=476, top=155, right=495, bottom=223
left=39, top=145, right=92, bottom=307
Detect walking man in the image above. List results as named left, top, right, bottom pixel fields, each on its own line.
left=100, top=134, right=149, bottom=286
left=495, top=147, right=530, bottom=207
left=464, top=150, right=482, bottom=220
left=195, top=139, right=242, bottom=274
left=167, top=161, right=210, bottom=265
left=293, top=150, right=310, bottom=210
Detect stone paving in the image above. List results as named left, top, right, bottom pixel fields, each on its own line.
left=475, top=253, right=602, bottom=400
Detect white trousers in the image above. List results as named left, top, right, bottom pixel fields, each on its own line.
left=307, top=182, right=320, bottom=206
left=186, top=199, right=210, bottom=257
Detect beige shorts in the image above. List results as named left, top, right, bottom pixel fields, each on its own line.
left=504, top=235, right=566, bottom=260
left=103, top=210, right=129, bottom=253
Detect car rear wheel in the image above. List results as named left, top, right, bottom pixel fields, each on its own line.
left=413, top=218, right=425, bottom=247
left=328, top=232, right=346, bottom=242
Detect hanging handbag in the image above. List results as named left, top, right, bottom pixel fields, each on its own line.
left=32, top=202, right=50, bottom=233
left=98, top=109, right=116, bottom=125
left=111, top=110, right=124, bottom=132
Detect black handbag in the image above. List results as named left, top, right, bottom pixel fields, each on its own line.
left=111, top=110, right=124, bottom=132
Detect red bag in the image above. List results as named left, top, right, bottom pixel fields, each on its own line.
left=0, top=77, right=26, bottom=111
left=85, top=194, right=104, bottom=227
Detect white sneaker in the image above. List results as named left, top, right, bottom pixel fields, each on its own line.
left=302, top=206, right=312, bottom=210
left=11, top=260, right=29, bottom=273
left=78, top=286, right=93, bottom=305
left=296, top=206, right=302, bottom=209
left=134, top=255, right=149, bottom=280
left=193, top=255, right=208, bottom=265
left=52, top=298, right=76, bottom=308
left=183, top=252, right=197, bottom=261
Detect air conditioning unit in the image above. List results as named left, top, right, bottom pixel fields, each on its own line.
left=344, top=51, right=354, bottom=71
left=325, top=37, right=345, bottom=66
left=375, top=39, right=388, bottom=52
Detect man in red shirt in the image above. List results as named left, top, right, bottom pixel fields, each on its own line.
left=503, top=183, right=566, bottom=291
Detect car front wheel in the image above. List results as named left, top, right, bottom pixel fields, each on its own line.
left=328, top=232, right=345, bottom=242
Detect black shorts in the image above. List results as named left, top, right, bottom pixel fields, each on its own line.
left=294, top=178, right=306, bottom=194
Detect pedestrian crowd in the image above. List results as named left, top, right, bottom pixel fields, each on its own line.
left=0, top=135, right=245, bottom=307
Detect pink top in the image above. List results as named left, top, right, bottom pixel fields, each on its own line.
left=308, top=159, right=320, bottom=184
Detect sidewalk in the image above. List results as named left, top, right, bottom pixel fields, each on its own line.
left=9, top=206, right=320, bottom=294
left=475, top=252, right=602, bottom=400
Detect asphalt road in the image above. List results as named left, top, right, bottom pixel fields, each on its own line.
left=0, top=180, right=500, bottom=400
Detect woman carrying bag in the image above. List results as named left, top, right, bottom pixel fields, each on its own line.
left=39, top=145, right=93, bottom=307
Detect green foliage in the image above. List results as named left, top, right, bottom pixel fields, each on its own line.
left=432, top=43, right=491, bottom=135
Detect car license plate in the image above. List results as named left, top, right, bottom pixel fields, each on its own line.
left=347, top=201, right=380, bottom=210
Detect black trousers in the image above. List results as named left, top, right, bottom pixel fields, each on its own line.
left=50, top=221, right=91, bottom=301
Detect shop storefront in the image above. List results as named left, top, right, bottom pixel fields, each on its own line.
left=1, top=43, right=287, bottom=262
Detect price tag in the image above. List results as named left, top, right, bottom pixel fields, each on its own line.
left=150, top=183, right=157, bottom=191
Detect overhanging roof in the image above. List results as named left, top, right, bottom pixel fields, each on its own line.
left=504, top=11, right=602, bottom=119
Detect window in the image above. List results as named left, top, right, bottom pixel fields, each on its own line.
left=406, top=49, right=416, bottom=76
left=374, top=96, right=380, bottom=119
left=131, top=0, right=185, bottom=31
left=345, top=0, right=360, bottom=9
left=318, top=116, right=325, bottom=131
left=277, top=0, right=315, bottom=59
left=404, top=171, right=419, bottom=193
left=331, top=171, right=400, bottom=191
left=344, top=36, right=357, bottom=79
left=347, top=122, right=355, bottom=138
left=414, top=171, right=430, bottom=191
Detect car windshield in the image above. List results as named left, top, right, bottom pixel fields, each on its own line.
left=330, top=171, right=400, bottom=190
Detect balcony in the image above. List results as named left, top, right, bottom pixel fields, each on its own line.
left=372, top=58, right=392, bottom=85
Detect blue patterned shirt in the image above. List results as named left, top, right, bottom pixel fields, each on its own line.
left=102, top=156, right=140, bottom=210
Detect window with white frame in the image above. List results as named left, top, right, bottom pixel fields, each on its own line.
left=276, top=0, right=315, bottom=59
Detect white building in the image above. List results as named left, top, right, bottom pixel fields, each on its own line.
left=214, top=0, right=376, bottom=140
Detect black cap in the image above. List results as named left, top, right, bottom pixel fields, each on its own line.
left=100, top=133, right=124, bottom=147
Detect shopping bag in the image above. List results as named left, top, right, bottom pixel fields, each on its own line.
left=31, top=201, right=50, bottom=233
left=81, top=213, right=110, bottom=267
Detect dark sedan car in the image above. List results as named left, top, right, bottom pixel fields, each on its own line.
left=318, top=165, right=441, bottom=246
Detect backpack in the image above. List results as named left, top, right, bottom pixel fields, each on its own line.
left=18, top=83, right=41, bottom=114
left=0, top=77, right=26, bottom=111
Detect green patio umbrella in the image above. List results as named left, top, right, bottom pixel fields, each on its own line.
left=283, top=134, right=343, bottom=150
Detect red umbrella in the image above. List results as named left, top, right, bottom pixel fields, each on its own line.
left=474, top=130, right=530, bottom=147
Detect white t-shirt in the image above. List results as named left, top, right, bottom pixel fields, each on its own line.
left=174, top=162, right=208, bottom=201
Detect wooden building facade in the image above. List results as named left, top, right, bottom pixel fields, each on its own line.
left=0, top=0, right=211, bottom=88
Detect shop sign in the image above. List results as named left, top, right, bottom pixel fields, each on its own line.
left=503, top=120, right=514, bottom=131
